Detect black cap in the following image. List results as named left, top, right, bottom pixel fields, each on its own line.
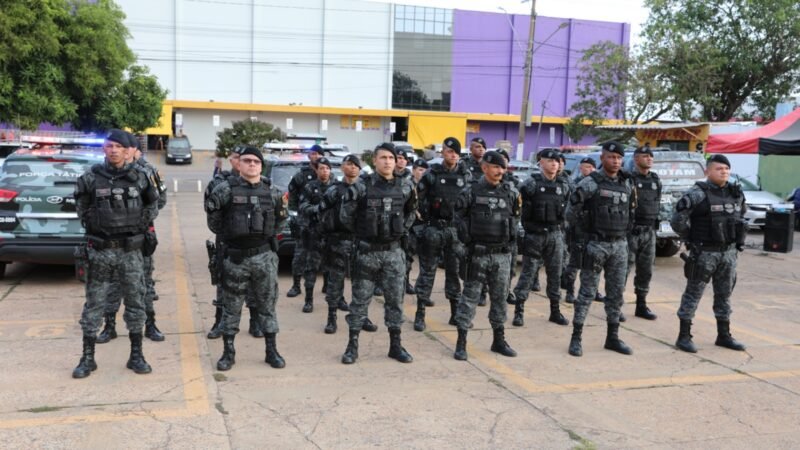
left=496, top=148, right=510, bottom=161
left=342, top=154, right=362, bottom=169
left=412, top=158, right=429, bottom=169
left=128, top=132, right=141, bottom=149
left=309, top=144, right=325, bottom=155
left=231, top=145, right=244, bottom=155
left=106, top=129, right=128, bottom=146
left=374, top=142, right=396, bottom=157
left=239, top=146, right=264, bottom=164
left=443, top=137, right=461, bottom=153
left=559, top=152, right=566, bottom=163
left=396, top=149, right=409, bottom=160
left=707, top=154, right=730, bottom=168
left=538, top=149, right=560, bottom=160
left=482, top=151, right=507, bottom=169
left=317, top=157, right=332, bottom=169
left=579, top=157, right=596, bottom=168
left=470, top=137, right=487, bottom=149
left=601, top=141, right=625, bottom=156
left=634, top=145, right=653, bottom=156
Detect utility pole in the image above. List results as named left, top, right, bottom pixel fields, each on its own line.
left=516, top=0, right=537, bottom=161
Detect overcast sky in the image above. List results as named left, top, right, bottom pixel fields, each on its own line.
left=369, top=0, right=650, bottom=43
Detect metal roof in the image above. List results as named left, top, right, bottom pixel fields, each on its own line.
left=596, top=123, right=709, bottom=131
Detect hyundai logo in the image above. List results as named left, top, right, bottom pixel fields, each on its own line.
left=46, top=196, right=63, bottom=204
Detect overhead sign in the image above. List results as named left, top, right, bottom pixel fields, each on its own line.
left=286, top=118, right=294, bottom=130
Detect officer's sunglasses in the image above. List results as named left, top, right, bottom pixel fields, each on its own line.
left=240, top=158, right=261, bottom=165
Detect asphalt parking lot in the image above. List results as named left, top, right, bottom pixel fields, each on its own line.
left=1, top=151, right=799, bottom=449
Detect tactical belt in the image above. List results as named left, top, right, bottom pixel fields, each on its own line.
left=589, top=234, right=626, bottom=243
left=356, top=240, right=400, bottom=252
left=87, top=234, right=144, bottom=251
left=225, top=242, right=274, bottom=259
left=692, top=242, right=734, bottom=252
left=470, top=243, right=511, bottom=255
left=524, top=224, right=561, bottom=233
left=426, top=219, right=454, bottom=228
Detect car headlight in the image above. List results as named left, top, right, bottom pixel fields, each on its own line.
left=167, top=153, right=174, bottom=157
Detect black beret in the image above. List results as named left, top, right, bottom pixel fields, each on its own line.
left=559, top=152, right=566, bottom=163
left=239, top=146, right=264, bottom=164
left=470, top=137, right=487, bottom=149
left=309, top=144, right=325, bottom=155
left=443, top=137, right=461, bottom=153
left=601, top=141, right=625, bottom=156
left=342, top=154, right=361, bottom=169
left=538, top=149, right=560, bottom=160
left=634, top=145, right=653, bottom=156
left=396, top=149, right=409, bottom=160
left=317, top=157, right=332, bottom=169
left=231, top=145, right=244, bottom=155
left=707, top=154, right=730, bottom=168
left=482, top=151, right=507, bottom=169
left=106, top=129, right=128, bottom=146
left=374, top=142, right=396, bottom=157
left=579, top=157, right=596, bottom=168
left=496, top=148, right=510, bottom=161
left=412, top=158, right=429, bottom=169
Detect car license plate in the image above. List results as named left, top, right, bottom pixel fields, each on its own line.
left=659, top=221, right=673, bottom=233
left=175, top=158, right=184, bottom=162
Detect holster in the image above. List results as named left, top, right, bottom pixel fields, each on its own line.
left=73, top=243, right=88, bottom=283
left=206, top=239, right=219, bottom=286
left=142, top=229, right=158, bottom=257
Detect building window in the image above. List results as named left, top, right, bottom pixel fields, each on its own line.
left=394, top=4, right=452, bottom=36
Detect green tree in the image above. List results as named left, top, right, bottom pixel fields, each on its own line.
left=95, top=65, right=168, bottom=133
left=215, top=120, right=285, bottom=157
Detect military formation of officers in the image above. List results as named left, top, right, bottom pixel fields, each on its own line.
left=72, top=132, right=748, bottom=377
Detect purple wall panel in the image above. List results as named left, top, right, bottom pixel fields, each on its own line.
left=468, top=121, right=598, bottom=160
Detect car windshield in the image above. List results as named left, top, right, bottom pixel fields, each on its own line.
left=169, top=139, right=190, bottom=149
left=650, top=161, right=705, bottom=180
left=0, top=160, right=90, bottom=187
left=269, top=165, right=302, bottom=192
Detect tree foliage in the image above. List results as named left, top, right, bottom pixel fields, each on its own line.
left=215, top=120, right=285, bottom=157
left=95, top=65, right=168, bottom=133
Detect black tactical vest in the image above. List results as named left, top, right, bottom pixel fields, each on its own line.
left=632, top=171, right=661, bottom=225
left=91, top=165, right=146, bottom=236
left=319, top=181, right=350, bottom=234
left=305, top=179, right=333, bottom=231
left=428, top=163, right=469, bottom=220
left=355, top=176, right=407, bottom=243
left=689, top=182, right=744, bottom=245
left=222, top=177, right=276, bottom=244
left=521, top=173, right=566, bottom=231
left=469, top=181, right=515, bottom=244
left=587, top=172, right=631, bottom=238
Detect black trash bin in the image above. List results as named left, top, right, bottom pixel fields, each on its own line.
left=763, top=210, right=795, bottom=253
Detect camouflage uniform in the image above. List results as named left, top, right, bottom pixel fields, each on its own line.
left=566, top=168, right=634, bottom=357
left=413, top=161, right=470, bottom=331
left=671, top=180, right=747, bottom=353
left=206, top=174, right=288, bottom=370
left=287, top=166, right=317, bottom=296
left=452, top=174, right=521, bottom=360
left=298, top=177, right=335, bottom=311
left=339, top=172, right=417, bottom=364
left=626, top=169, right=661, bottom=319
left=73, top=160, right=160, bottom=378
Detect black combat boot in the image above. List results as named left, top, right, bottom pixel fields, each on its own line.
left=96, top=313, right=117, bottom=344
left=453, top=328, right=468, bottom=361
left=321, top=274, right=328, bottom=294
left=126, top=333, right=153, bottom=374
left=619, top=311, right=627, bottom=322
left=568, top=324, right=583, bottom=357
left=675, top=319, right=697, bottom=353
left=634, top=292, right=657, bottom=320
left=530, top=274, right=541, bottom=292
left=341, top=329, right=359, bottom=364
left=387, top=327, right=413, bottom=363
left=207, top=306, right=223, bottom=339
left=715, top=319, right=746, bottom=351
left=512, top=300, right=525, bottom=327
left=506, top=291, right=516, bottom=305
left=217, top=335, right=236, bottom=371
left=548, top=299, right=569, bottom=326
left=595, top=292, right=606, bottom=302
left=361, top=317, right=378, bottom=332
left=565, top=287, right=576, bottom=304
left=423, top=298, right=435, bottom=307
left=405, top=274, right=415, bottom=295
left=373, top=286, right=384, bottom=297
left=302, top=291, right=314, bottom=313
left=448, top=299, right=458, bottom=326
left=413, top=300, right=426, bottom=332
left=264, top=333, right=286, bottom=368
left=144, top=311, right=165, bottom=342
left=477, top=287, right=487, bottom=307
left=248, top=307, right=264, bottom=337
left=337, top=297, right=350, bottom=312
left=490, top=326, right=517, bottom=357
left=286, top=275, right=302, bottom=298
left=72, top=335, right=98, bottom=379
left=603, top=323, right=633, bottom=355
left=324, top=307, right=337, bottom=334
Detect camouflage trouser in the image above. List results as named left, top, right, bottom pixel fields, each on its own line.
left=325, top=239, right=353, bottom=308
left=677, top=248, right=737, bottom=321
left=514, top=230, right=564, bottom=303
left=105, top=254, right=156, bottom=314
left=573, top=239, right=628, bottom=325
left=80, top=247, right=146, bottom=336
left=291, top=225, right=308, bottom=278
left=414, top=225, right=463, bottom=302
left=220, top=250, right=280, bottom=335
left=627, top=227, right=656, bottom=296
left=346, top=245, right=405, bottom=331
left=303, top=231, right=324, bottom=293
left=456, top=252, right=512, bottom=329
left=561, top=241, right=583, bottom=294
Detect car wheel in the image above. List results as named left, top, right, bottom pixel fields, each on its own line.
left=656, top=239, right=681, bottom=257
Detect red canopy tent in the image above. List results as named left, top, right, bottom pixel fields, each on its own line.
left=707, top=108, right=800, bottom=154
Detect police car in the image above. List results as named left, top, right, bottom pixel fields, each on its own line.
left=0, top=137, right=105, bottom=278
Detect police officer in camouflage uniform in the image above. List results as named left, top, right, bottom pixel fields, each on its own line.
left=566, top=142, right=634, bottom=357
left=298, top=157, right=335, bottom=313
left=462, top=137, right=486, bottom=179
left=395, top=149, right=417, bottom=294
left=413, top=138, right=471, bottom=332
left=315, top=155, right=363, bottom=334
left=72, top=129, right=161, bottom=378
left=671, top=154, right=746, bottom=353
left=339, top=143, right=417, bottom=365
left=625, top=146, right=660, bottom=321
left=286, top=145, right=324, bottom=298
left=512, top=149, right=570, bottom=327
left=205, top=147, right=288, bottom=371
left=561, top=157, right=597, bottom=304
left=452, top=151, right=520, bottom=361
